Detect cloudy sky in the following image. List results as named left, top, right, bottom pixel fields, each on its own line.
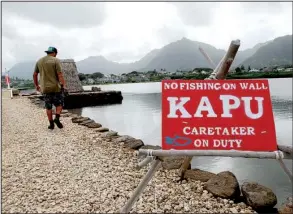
left=2, top=1, right=292, bottom=71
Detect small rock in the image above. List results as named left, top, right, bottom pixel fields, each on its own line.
left=114, top=135, right=144, bottom=149
left=223, top=199, right=229, bottom=204
left=61, top=113, right=71, bottom=117
left=110, top=135, right=120, bottom=140
left=124, top=139, right=144, bottom=150
left=204, top=171, right=240, bottom=199
left=71, top=115, right=82, bottom=120
left=61, top=110, right=69, bottom=114
left=184, top=205, right=190, bottom=212
left=100, top=131, right=118, bottom=138
left=92, top=86, right=101, bottom=91
left=70, top=114, right=78, bottom=118
left=95, top=127, right=109, bottom=132
left=161, top=156, right=186, bottom=170
left=230, top=207, right=238, bottom=213
left=113, top=135, right=135, bottom=143
left=72, top=117, right=89, bottom=123
left=79, top=120, right=95, bottom=126
left=85, top=123, right=102, bottom=128
left=164, top=204, right=171, bottom=210
left=237, top=202, right=247, bottom=209
left=241, top=182, right=277, bottom=210
left=184, top=168, right=216, bottom=182
left=279, top=197, right=293, bottom=214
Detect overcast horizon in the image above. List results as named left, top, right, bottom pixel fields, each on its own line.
left=2, top=2, right=293, bottom=71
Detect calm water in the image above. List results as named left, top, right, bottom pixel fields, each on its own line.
left=77, top=78, right=291, bottom=207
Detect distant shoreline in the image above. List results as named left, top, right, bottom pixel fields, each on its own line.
left=84, top=74, right=293, bottom=86
left=7, top=72, right=292, bottom=90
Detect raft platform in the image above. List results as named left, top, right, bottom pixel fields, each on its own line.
left=27, top=90, right=123, bottom=109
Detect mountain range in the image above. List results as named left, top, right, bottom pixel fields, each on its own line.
left=5, top=35, right=292, bottom=80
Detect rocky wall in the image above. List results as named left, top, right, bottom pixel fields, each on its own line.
left=60, top=59, right=84, bottom=93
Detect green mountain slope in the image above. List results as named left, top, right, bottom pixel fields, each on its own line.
left=240, top=35, right=292, bottom=68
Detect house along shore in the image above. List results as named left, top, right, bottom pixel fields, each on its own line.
left=2, top=96, right=259, bottom=213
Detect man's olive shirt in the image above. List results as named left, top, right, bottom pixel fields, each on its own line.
left=34, top=55, right=62, bottom=94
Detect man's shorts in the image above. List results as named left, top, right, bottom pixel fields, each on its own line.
left=43, top=92, right=64, bottom=110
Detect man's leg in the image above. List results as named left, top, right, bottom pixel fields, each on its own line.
left=53, top=93, right=64, bottom=129
left=54, top=105, right=63, bottom=128
left=46, top=109, right=53, bottom=120
left=44, top=94, right=55, bottom=129
left=55, top=105, right=63, bottom=115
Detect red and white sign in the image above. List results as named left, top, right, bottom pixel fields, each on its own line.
left=162, top=79, right=277, bottom=151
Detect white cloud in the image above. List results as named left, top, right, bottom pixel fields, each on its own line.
left=2, top=2, right=292, bottom=72
left=186, top=2, right=292, bottom=50
left=170, top=2, right=221, bottom=27
left=2, top=2, right=106, bottom=28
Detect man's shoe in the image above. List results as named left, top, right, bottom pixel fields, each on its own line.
left=48, top=121, right=55, bottom=129
left=54, top=118, right=63, bottom=129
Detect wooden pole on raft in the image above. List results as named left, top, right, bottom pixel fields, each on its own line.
left=180, top=39, right=241, bottom=180
left=199, top=46, right=216, bottom=68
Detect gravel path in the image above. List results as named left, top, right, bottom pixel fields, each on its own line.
left=2, top=97, right=255, bottom=213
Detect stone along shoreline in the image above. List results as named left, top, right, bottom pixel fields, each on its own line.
left=2, top=96, right=290, bottom=213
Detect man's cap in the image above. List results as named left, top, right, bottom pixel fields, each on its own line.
left=45, top=46, right=58, bottom=54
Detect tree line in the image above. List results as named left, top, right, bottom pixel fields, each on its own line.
left=78, top=72, right=104, bottom=81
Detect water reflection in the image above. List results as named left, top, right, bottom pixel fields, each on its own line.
left=75, top=93, right=162, bottom=142
left=272, top=97, right=292, bottom=119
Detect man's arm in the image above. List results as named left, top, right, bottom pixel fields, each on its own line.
left=33, top=63, right=40, bottom=91
left=56, top=59, right=66, bottom=88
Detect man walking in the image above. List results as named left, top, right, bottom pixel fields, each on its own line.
left=33, top=47, right=66, bottom=129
